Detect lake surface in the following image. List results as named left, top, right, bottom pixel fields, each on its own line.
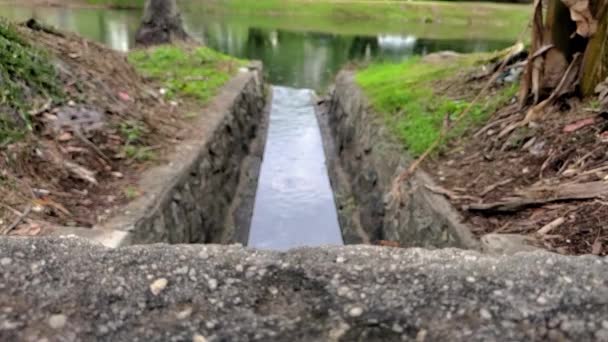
left=0, top=2, right=516, bottom=90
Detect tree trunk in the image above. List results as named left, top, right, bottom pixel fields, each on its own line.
left=135, top=0, right=189, bottom=46
left=546, top=0, right=578, bottom=56
left=581, top=0, right=608, bottom=95
left=521, top=0, right=607, bottom=101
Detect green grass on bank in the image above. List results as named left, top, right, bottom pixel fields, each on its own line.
left=196, top=0, right=530, bottom=28
left=128, top=45, right=243, bottom=103
left=85, top=0, right=144, bottom=9
left=0, top=20, right=64, bottom=145
left=356, top=56, right=517, bottom=156
left=83, top=0, right=530, bottom=37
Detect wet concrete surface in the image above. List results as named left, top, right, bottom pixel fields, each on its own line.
left=248, top=86, right=343, bottom=250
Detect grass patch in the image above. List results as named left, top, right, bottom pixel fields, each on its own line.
left=0, top=20, right=64, bottom=146
left=128, top=45, right=243, bottom=104
left=84, top=0, right=144, bottom=9
left=193, top=0, right=530, bottom=32
left=356, top=56, right=518, bottom=156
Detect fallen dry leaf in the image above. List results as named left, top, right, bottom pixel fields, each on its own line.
left=563, top=117, right=596, bottom=133
left=592, top=237, right=602, bottom=255
left=9, top=222, right=42, bottom=236
left=118, top=91, right=131, bottom=101
left=33, top=198, right=72, bottom=216
left=57, top=132, right=73, bottom=141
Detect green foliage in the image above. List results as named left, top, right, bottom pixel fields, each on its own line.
left=128, top=45, right=242, bottom=103
left=356, top=57, right=517, bottom=156
left=118, top=120, right=155, bottom=161
left=0, top=20, right=63, bottom=146
left=123, top=145, right=156, bottom=161
left=119, top=120, right=145, bottom=145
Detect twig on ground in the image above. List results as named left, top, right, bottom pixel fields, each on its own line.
left=425, top=184, right=481, bottom=202
left=577, top=164, right=608, bottom=179
left=474, top=115, right=519, bottom=138
left=480, top=178, right=514, bottom=197
left=45, top=148, right=98, bottom=185
left=1, top=204, right=32, bottom=235
left=73, top=129, right=111, bottom=164
left=537, top=217, right=565, bottom=235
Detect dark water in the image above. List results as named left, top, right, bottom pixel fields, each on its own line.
left=248, top=87, right=343, bottom=250
left=0, top=3, right=514, bottom=90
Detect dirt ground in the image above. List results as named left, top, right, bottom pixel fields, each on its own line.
left=0, top=22, right=199, bottom=236
left=426, top=64, right=608, bottom=256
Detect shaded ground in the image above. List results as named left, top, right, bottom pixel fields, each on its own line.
left=0, top=20, right=240, bottom=235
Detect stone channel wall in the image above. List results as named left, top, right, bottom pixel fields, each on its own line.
left=321, top=71, right=479, bottom=249
left=52, top=65, right=267, bottom=247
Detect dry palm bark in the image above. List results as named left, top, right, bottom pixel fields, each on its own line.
left=520, top=0, right=605, bottom=105
left=466, top=181, right=608, bottom=213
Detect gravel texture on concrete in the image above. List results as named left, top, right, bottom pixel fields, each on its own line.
left=1, top=236, right=608, bottom=341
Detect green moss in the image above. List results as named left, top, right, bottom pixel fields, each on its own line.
left=0, top=20, right=64, bottom=145
left=128, top=45, right=242, bottom=104
left=356, top=56, right=517, bottom=156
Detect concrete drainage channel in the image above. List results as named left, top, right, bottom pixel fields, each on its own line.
left=48, top=67, right=532, bottom=254
left=48, top=67, right=347, bottom=250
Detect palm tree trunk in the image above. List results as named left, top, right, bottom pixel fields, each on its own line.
left=581, top=1, right=608, bottom=95
left=135, top=0, right=189, bottom=46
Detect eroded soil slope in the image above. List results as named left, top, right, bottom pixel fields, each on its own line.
left=0, top=19, right=240, bottom=235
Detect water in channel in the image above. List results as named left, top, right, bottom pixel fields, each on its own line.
left=248, top=87, right=343, bottom=250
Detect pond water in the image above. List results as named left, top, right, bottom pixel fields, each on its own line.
left=0, top=2, right=517, bottom=90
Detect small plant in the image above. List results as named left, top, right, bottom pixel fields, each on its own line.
left=119, top=120, right=145, bottom=145
left=119, top=120, right=156, bottom=161
left=124, top=185, right=140, bottom=199
left=123, top=145, right=156, bottom=161
left=589, top=99, right=601, bottom=111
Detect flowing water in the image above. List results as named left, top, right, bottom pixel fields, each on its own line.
left=0, top=2, right=520, bottom=249
left=248, top=87, right=343, bottom=250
